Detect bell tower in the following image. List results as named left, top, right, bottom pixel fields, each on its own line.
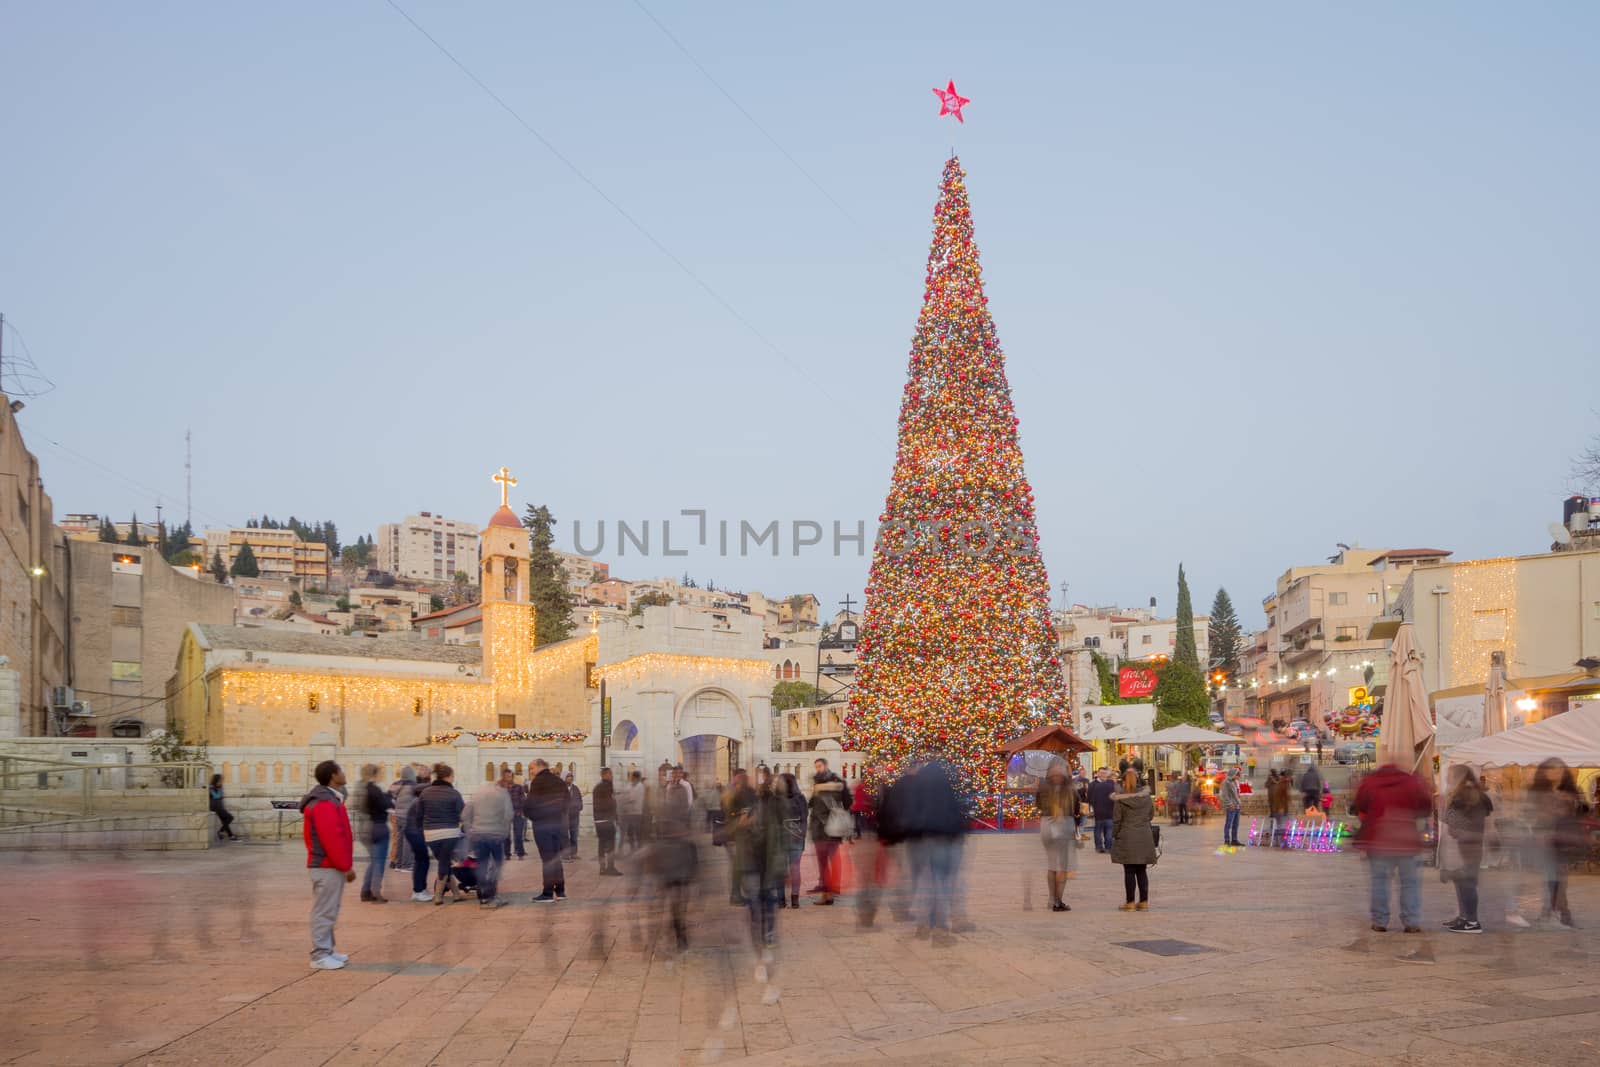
left=480, top=466, right=537, bottom=719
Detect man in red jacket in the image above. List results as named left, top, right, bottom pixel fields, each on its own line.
left=1352, top=762, right=1433, bottom=934
left=302, top=759, right=355, bottom=970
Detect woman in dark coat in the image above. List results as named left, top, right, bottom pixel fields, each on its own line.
left=1111, top=769, right=1157, bottom=911
left=1441, top=765, right=1493, bottom=932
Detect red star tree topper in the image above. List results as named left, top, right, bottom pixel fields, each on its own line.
left=844, top=157, right=1064, bottom=813
left=932, top=79, right=970, bottom=122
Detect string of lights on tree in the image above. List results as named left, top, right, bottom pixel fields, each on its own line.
left=845, top=151, right=1063, bottom=812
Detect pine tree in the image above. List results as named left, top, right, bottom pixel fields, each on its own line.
left=124, top=513, right=143, bottom=546
left=522, top=504, right=575, bottom=647
left=230, top=540, right=260, bottom=577
left=209, top=549, right=228, bottom=583
left=97, top=517, right=119, bottom=543
left=844, top=156, right=1063, bottom=807
left=1173, top=563, right=1199, bottom=671
left=1208, top=587, right=1243, bottom=678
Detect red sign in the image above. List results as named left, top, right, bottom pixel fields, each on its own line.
left=1118, top=666, right=1159, bottom=699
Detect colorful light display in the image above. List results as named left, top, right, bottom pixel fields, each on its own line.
left=844, top=156, right=1063, bottom=807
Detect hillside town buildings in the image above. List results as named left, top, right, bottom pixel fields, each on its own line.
left=376, top=511, right=480, bottom=582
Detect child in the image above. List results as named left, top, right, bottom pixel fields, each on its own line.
left=1321, top=783, right=1334, bottom=816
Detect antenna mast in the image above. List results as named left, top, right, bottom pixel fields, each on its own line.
left=185, top=428, right=192, bottom=527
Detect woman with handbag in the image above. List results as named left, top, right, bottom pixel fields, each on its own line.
left=1111, top=769, right=1157, bottom=911
left=808, top=759, right=852, bottom=905
left=1036, top=762, right=1079, bottom=912
left=1440, top=766, right=1493, bottom=933
left=777, top=773, right=808, bottom=909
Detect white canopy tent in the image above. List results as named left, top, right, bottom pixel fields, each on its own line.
left=1122, top=724, right=1244, bottom=747
left=1442, top=703, right=1600, bottom=774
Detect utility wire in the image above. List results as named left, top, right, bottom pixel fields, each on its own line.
left=382, top=0, right=854, bottom=415
left=25, top=430, right=230, bottom=530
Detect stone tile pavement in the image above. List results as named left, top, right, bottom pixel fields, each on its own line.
left=0, top=818, right=1595, bottom=1065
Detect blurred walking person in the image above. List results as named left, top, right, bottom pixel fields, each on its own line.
left=808, top=758, right=851, bottom=905
left=1165, top=772, right=1188, bottom=827
left=1530, top=758, right=1582, bottom=928
left=727, top=767, right=785, bottom=1004
left=1300, top=761, right=1324, bottom=815
left=1440, top=765, right=1492, bottom=932
left=777, top=772, right=807, bottom=909
left=564, top=772, right=583, bottom=860
left=1352, top=758, right=1432, bottom=933
left=1036, top=762, right=1079, bottom=912
left=1267, top=770, right=1292, bottom=847
left=525, top=759, right=569, bottom=902
left=400, top=768, right=434, bottom=900
left=464, top=773, right=512, bottom=908
left=900, top=757, right=966, bottom=944
left=208, top=774, right=237, bottom=841
left=620, top=769, right=646, bottom=852
left=390, top=766, right=418, bottom=872
left=357, top=764, right=393, bottom=903
left=418, top=763, right=466, bottom=905
left=302, top=760, right=355, bottom=970
left=594, top=767, right=621, bottom=876
left=1087, top=767, right=1117, bottom=853
left=1112, top=769, right=1156, bottom=911
left=502, top=769, right=528, bottom=860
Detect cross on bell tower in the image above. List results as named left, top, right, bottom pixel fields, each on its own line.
left=493, top=466, right=518, bottom=508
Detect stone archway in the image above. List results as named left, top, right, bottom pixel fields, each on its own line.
left=674, top=687, right=750, bottom=788
left=612, top=718, right=640, bottom=751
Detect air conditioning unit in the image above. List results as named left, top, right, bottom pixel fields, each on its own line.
left=69, top=700, right=92, bottom=718
left=50, top=685, right=74, bottom=709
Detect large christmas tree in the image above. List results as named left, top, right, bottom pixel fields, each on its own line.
left=844, top=156, right=1063, bottom=803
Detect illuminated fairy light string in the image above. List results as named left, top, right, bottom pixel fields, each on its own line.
left=1445, top=558, right=1518, bottom=691
left=220, top=670, right=494, bottom=718
left=599, top=653, right=771, bottom=689
left=846, top=156, right=1064, bottom=813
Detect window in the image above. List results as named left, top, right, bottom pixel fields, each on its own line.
left=1327, top=592, right=1347, bottom=606
left=498, top=715, right=517, bottom=729
left=1336, top=625, right=1358, bottom=640
left=1141, top=634, right=1152, bottom=646
left=1367, top=591, right=1380, bottom=605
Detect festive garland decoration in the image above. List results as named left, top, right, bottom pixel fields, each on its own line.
left=428, top=729, right=588, bottom=745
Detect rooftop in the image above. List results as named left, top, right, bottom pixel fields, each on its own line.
left=193, top=623, right=482, bottom=665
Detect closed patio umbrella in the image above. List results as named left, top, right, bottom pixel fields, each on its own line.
left=1379, top=622, right=1434, bottom=773
left=1481, top=656, right=1507, bottom=739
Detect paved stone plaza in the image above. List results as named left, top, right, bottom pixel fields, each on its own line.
left=0, top=821, right=1595, bottom=1066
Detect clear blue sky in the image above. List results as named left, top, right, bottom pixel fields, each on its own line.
left=3, top=2, right=1596, bottom=630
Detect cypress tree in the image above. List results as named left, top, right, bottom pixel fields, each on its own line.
left=1174, top=563, right=1199, bottom=671
left=522, top=504, right=575, bottom=647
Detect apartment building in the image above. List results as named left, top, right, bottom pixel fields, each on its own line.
left=553, top=550, right=609, bottom=595
left=376, top=512, right=480, bottom=582
left=0, top=392, right=67, bottom=736
left=1394, top=544, right=1600, bottom=697
left=203, top=527, right=329, bottom=583
left=1248, top=546, right=1450, bottom=728
left=66, top=539, right=235, bottom=737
